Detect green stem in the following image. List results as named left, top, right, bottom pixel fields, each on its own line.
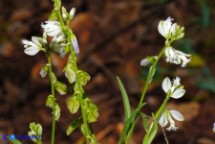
left=80, top=92, right=91, bottom=144
left=52, top=1, right=96, bottom=143
left=142, top=93, right=171, bottom=144
left=138, top=44, right=167, bottom=106
left=118, top=40, right=172, bottom=143
left=47, top=56, right=56, bottom=144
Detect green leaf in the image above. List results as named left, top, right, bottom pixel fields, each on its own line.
left=140, top=112, right=148, bottom=133
left=54, top=81, right=67, bottom=95
left=143, top=114, right=158, bottom=144
left=125, top=116, right=138, bottom=144
left=116, top=76, right=131, bottom=121
left=66, top=118, right=81, bottom=135
left=67, top=96, right=80, bottom=114
left=118, top=103, right=146, bottom=144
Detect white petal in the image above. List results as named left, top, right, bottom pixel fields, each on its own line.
left=169, top=110, right=184, bottom=121
left=31, top=36, right=40, bottom=45
left=69, top=8, right=76, bottom=19
left=158, top=113, right=168, bottom=127
left=171, top=88, right=185, bottom=99
left=175, top=50, right=191, bottom=57
left=162, top=77, right=172, bottom=93
left=71, top=36, right=79, bottom=55
left=21, top=39, right=30, bottom=45
left=173, top=77, right=180, bottom=86
left=165, top=47, right=176, bottom=61
left=170, top=23, right=177, bottom=36
left=24, top=47, right=40, bottom=56
left=158, top=17, right=172, bottom=38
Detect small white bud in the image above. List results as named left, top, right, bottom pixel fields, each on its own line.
left=69, top=8, right=76, bottom=19
left=62, top=7, right=68, bottom=20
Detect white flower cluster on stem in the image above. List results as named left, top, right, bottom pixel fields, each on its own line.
left=159, top=109, right=184, bottom=131
left=158, top=17, right=191, bottom=67
left=21, top=7, right=79, bottom=58
left=159, top=77, right=185, bottom=131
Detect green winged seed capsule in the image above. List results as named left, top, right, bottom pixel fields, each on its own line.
left=67, top=96, right=80, bottom=114
left=54, top=81, right=67, bottom=95
left=54, top=104, right=60, bottom=121
left=65, top=65, right=76, bottom=83
left=46, top=95, right=55, bottom=108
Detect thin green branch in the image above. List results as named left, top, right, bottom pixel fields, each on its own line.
left=47, top=56, right=56, bottom=144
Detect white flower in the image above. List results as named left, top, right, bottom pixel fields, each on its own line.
left=162, top=77, right=172, bottom=93
left=175, top=50, right=191, bottom=67
left=158, top=17, right=184, bottom=40
left=165, top=47, right=191, bottom=67
left=158, top=17, right=173, bottom=39
left=159, top=110, right=184, bottom=131
left=41, top=21, right=62, bottom=38
left=22, top=36, right=42, bottom=56
left=71, top=36, right=79, bottom=55
left=162, top=77, right=185, bottom=99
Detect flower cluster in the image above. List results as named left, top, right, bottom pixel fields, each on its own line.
left=165, top=47, right=191, bottom=67
left=159, top=109, right=184, bottom=131
left=139, top=17, right=189, bottom=133
left=22, top=8, right=79, bottom=58
left=22, top=36, right=45, bottom=56
left=140, top=17, right=191, bottom=68
left=159, top=17, right=191, bottom=67
left=158, top=17, right=184, bottom=41
left=159, top=77, right=185, bottom=131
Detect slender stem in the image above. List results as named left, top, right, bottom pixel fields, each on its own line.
left=90, top=123, right=97, bottom=143
left=53, top=1, right=96, bottom=143
left=138, top=44, right=167, bottom=106
left=142, top=96, right=169, bottom=144
left=47, top=56, right=56, bottom=144
left=80, top=93, right=90, bottom=144
left=143, top=88, right=173, bottom=144
left=119, top=40, right=172, bottom=143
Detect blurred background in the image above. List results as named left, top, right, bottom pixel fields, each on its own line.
left=0, top=0, right=215, bottom=143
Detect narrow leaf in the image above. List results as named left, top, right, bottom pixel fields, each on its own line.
left=140, top=112, right=148, bottom=133
left=118, top=103, right=146, bottom=144
left=116, top=76, right=131, bottom=120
